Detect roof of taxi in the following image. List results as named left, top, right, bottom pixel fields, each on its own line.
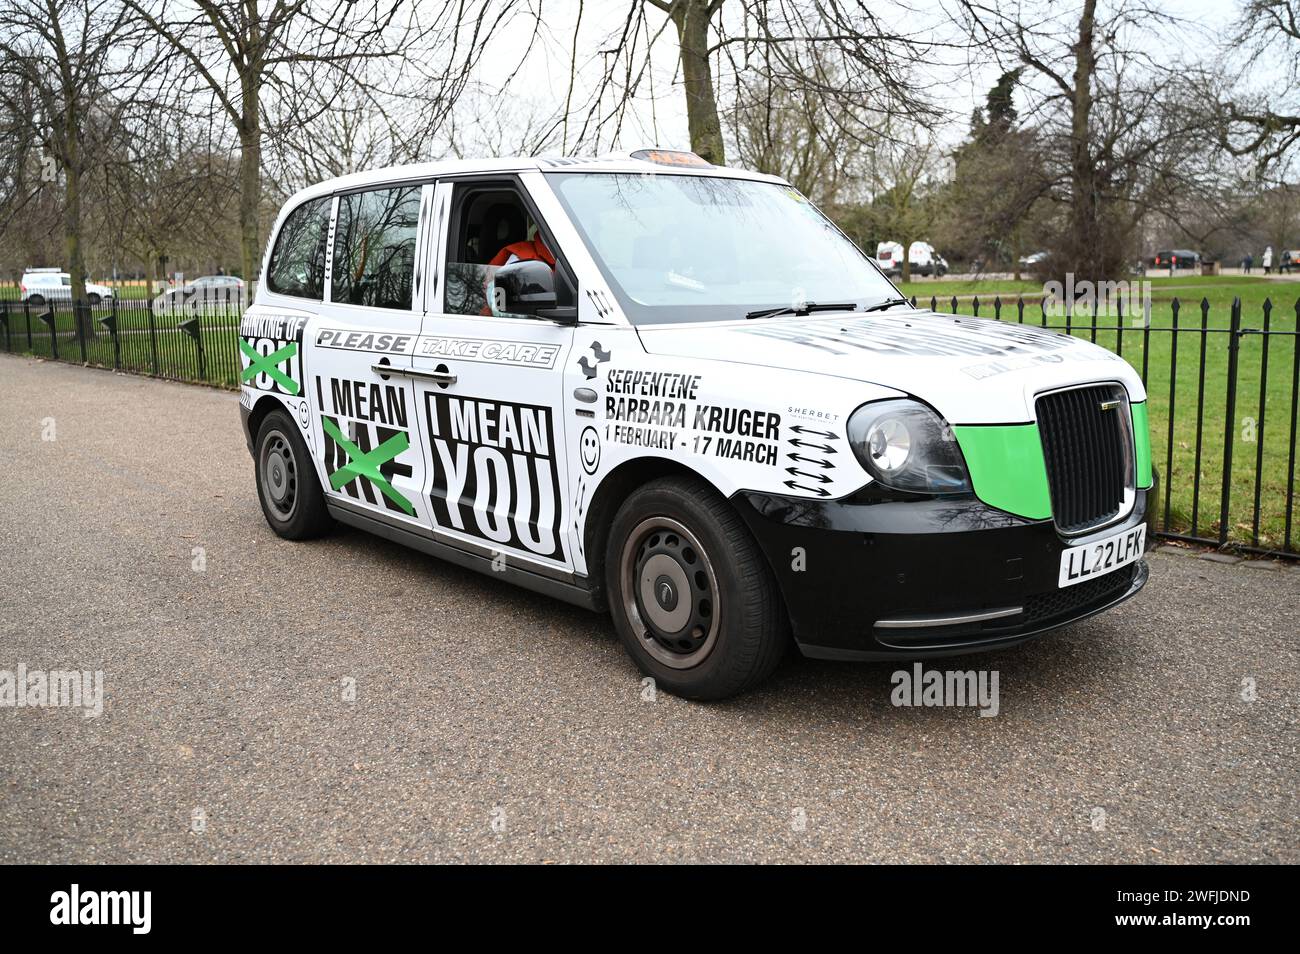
left=286, top=152, right=789, bottom=206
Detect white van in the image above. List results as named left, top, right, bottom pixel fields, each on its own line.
left=874, top=241, right=948, bottom=277
left=240, top=149, right=1153, bottom=699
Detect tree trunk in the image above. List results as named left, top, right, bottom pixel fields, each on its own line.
left=237, top=66, right=263, bottom=284
left=62, top=128, right=94, bottom=338
left=1069, top=0, right=1100, bottom=282
left=238, top=128, right=262, bottom=284
left=901, top=237, right=911, bottom=283
left=672, top=0, right=725, bottom=164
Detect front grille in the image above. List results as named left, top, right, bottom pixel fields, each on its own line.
left=1036, top=384, right=1133, bottom=534
left=1022, top=564, right=1137, bottom=626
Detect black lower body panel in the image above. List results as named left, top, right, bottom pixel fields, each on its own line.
left=732, top=489, right=1152, bottom=661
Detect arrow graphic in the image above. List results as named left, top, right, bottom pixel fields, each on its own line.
left=790, top=425, right=838, bottom=439
left=783, top=480, right=832, bottom=497
left=790, top=439, right=837, bottom=453
left=785, top=467, right=832, bottom=483
left=787, top=453, right=833, bottom=469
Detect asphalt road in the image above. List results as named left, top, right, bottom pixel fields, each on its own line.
left=1, top=353, right=1296, bottom=864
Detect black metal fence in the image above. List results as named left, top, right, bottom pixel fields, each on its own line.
left=1, top=288, right=1296, bottom=559
left=0, top=294, right=245, bottom=389
left=909, top=292, right=1299, bottom=560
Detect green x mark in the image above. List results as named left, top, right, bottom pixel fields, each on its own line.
left=239, top=338, right=300, bottom=395
left=320, top=416, right=414, bottom=516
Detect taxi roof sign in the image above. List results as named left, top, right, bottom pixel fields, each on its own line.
left=630, top=149, right=711, bottom=168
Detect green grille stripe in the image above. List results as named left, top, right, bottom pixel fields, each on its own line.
left=1132, top=402, right=1152, bottom=489
left=951, top=424, right=1052, bottom=520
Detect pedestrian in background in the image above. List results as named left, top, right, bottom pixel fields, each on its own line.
left=1262, top=245, right=1273, bottom=274
left=1243, top=253, right=1254, bottom=274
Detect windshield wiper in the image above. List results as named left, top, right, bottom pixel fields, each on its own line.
left=745, top=302, right=858, bottom=320
left=862, top=297, right=912, bottom=313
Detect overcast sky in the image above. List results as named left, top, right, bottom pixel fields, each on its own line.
left=461, top=0, right=1270, bottom=157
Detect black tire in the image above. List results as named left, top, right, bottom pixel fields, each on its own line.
left=27, top=294, right=45, bottom=307
left=86, top=293, right=101, bottom=306
left=604, top=476, right=789, bottom=700
left=254, top=408, right=332, bottom=540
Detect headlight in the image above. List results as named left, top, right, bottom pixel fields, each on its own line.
left=847, top=399, right=971, bottom=494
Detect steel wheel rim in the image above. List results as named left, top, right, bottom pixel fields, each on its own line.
left=619, top=516, right=720, bottom=670
left=260, top=428, right=299, bottom=522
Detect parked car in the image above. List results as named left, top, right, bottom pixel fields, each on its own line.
left=1151, top=249, right=1200, bottom=269
left=20, top=268, right=115, bottom=306
left=874, top=240, right=948, bottom=277
left=1019, top=251, right=1049, bottom=267
left=156, top=275, right=246, bottom=311
left=239, top=148, right=1154, bottom=700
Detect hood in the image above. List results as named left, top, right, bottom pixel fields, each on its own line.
left=636, top=309, right=1146, bottom=425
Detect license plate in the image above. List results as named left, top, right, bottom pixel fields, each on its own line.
left=1058, top=525, right=1146, bottom=588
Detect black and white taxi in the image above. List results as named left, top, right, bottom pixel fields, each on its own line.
left=239, top=149, right=1153, bottom=700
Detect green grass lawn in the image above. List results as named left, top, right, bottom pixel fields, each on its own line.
left=900, top=275, right=1300, bottom=553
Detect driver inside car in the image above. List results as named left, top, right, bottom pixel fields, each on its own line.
left=483, top=216, right=556, bottom=316
left=488, top=221, right=556, bottom=269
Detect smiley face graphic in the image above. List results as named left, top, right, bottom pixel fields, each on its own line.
left=580, top=426, right=601, bottom=475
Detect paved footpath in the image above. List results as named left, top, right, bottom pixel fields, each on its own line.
left=1, top=353, right=1296, bottom=863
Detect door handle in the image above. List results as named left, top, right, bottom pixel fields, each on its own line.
left=371, top=364, right=457, bottom=386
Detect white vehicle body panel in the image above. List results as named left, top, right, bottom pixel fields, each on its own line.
left=638, top=310, right=1146, bottom=425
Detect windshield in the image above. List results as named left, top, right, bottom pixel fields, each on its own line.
left=548, top=172, right=899, bottom=324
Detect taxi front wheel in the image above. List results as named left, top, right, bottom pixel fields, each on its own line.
left=254, top=408, right=332, bottom=540
left=605, top=476, right=789, bottom=700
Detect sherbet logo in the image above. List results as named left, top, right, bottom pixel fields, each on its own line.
left=50, top=884, right=151, bottom=934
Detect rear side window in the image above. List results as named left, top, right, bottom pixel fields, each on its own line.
left=331, top=186, right=421, bottom=309
left=267, top=197, right=331, bottom=298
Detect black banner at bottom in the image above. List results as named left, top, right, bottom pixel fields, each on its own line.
left=2, top=864, right=1282, bottom=941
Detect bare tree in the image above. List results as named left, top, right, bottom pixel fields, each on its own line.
left=866, top=130, right=939, bottom=282
left=1218, top=1, right=1300, bottom=170
left=102, top=98, right=240, bottom=288
left=122, top=0, right=483, bottom=282
left=728, top=51, right=879, bottom=209
left=957, top=0, right=1217, bottom=280
left=0, top=0, right=144, bottom=313
left=576, top=1, right=940, bottom=164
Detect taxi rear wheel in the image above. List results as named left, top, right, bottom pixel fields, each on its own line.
left=605, top=476, right=789, bottom=700
left=254, top=408, right=332, bottom=540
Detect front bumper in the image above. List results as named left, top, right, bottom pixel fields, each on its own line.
left=239, top=402, right=254, bottom=455
left=733, top=488, right=1153, bottom=661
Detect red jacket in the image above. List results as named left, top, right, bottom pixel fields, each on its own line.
left=488, top=238, right=555, bottom=268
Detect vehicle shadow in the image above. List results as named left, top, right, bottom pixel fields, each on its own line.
left=321, top=524, right=1140, bottom=730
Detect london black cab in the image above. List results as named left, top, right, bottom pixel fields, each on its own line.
left=239, top=149, right=1153, bottom=699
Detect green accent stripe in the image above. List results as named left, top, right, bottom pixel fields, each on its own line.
left=1132, top=402, right=1152, bottom=489
left=320, top=416, right=414, bottom=516
left=239, top=337, right=300, bottom=395
left=952, top=424, right=1053, bottom=520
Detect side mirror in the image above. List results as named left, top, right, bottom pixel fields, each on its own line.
left=491, top=259, right=557, bottom=317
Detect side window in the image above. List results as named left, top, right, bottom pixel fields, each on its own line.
left=443, top=184, right=571, bottom=319
left=266, top=197, right=331, bottom=298
left=331, top=186, right=421, bottom=309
